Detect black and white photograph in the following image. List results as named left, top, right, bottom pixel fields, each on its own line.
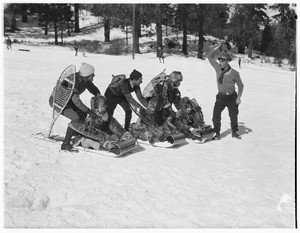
left=2, top=1, right=297, bottom=229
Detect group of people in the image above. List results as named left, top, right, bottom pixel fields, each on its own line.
left=49, top=42, right=244, bottom=151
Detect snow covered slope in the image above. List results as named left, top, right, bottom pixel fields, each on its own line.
left=4, top=42, right=296, bottom=228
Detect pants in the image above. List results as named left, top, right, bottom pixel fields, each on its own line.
left=62, top=108, right=87, bottom=123
left=105, top=90, right=132, bottom=131
left=61, top=108, right=87, bottom=144
left=212, top=92, right=239, bottom=133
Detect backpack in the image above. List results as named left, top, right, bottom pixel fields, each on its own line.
left=109, top=74, right=126, bottom=89
left=143, top=70, right=167, bottom=98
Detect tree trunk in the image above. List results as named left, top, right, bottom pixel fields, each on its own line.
left=197, top=5, right=205, bottom=59
left=22, top=12, right=28, bottom=23
left=10, top=15, right=17, bottom=32
left=181, top=7, right=188, bottom=55
left=21, top=4, right=28, bottom=23
left=60, top=16, right=63, bottom=44
left=67, top=21, right=71, bottom=36
left=54, top=19, right=58, bottom=45
left=132, top=4, right=136, bottom=59
left=238, top=44, right=245, bottom=54
left=248, top=37, right=253, bottom=59
left=165, top=13, right=168, bottom=37
left=74, top=3, right=80, bottom=33
left=156, top=5, right=163, bottom=57
left=44, top=19, right=48, bottom=35
left=104, top=17, right=110, bottom=42
left=134, top=5, right=140, bottom=53
left=125, top=24, right=128, bottom=53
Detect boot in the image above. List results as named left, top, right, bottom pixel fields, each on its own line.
left=232, top=131, right=241, bottom=139
left=61, top=126, right=76, bottom=151
left=124, top=115, right=132, bottom=131
left=211, top=132, right=220, bottom=140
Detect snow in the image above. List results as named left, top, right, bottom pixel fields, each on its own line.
left=2, top=11, right=296, bottom=231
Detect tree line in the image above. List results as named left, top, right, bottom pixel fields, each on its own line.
left=4, top=3, right=296, bottom=65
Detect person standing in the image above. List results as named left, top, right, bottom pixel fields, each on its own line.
left=157, top=45, right=165, bottom=64
left=238, top=57, right=241, bottom=69
left=104, top=69, right=149, bottom=131
left=5, top=36, right=12, bottom=50
left=49, top=63, right=100, bottom=151
left=74, top=40, right=78, bottom=56
left=208, top=43, right=244, bottom=140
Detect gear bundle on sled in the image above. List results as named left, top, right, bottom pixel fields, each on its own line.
left=129, top=104, right=186, bottom=147
left=69, top=121, right=137, bottom=156
left=180, top=97, right=213, bottom=135
left=69, top=95, right=138, bottom=156
left=165, top=132, right=186, bottom=146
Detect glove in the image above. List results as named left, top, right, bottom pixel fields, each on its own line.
left=87, top=109, right=98, bottom=120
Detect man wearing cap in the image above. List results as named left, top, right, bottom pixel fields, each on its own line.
left=142, top=71, right=183, bottom=127
left=104, top=69, right=149, bottom=131
left=208, top=43, right=244, bottom=140
left=49, top=63, right=100, bottom=150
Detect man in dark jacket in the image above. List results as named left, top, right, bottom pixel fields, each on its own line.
left=49, top=63, right=100, bottom=151
left=104, top=69, right=148, bottom=131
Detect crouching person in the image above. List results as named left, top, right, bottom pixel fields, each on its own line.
left=174, top=97, right=213, bottom=141
left=49, top=63, right=100, bottom=151
left=130, top=95, right=184, bottom=145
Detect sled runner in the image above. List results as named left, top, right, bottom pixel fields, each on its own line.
left=32, top=132, right=138, bottom=157
left=47, top=64, right=76, bottom=137
left=69, top=122, right=138, bottom=156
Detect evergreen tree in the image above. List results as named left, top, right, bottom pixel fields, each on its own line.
left=74, top=4, right=80, bottom=33
left=270, top=4, right=296, bottom=65
left=260, top=21, right=273, bottom=55
left=229, top=4, right=268, bottom=58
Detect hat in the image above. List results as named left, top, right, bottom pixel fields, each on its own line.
left=79, top=63, right=95, bottom=77
left=218, top=52, right=232, bottom=61
left=129, top=69, right=142, bottom=80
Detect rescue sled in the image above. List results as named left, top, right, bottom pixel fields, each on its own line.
left=69, top=121, right=137, bottom=156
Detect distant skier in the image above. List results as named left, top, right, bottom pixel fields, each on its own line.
left=5, top=36, right=12, bottom=50
left=104, top=69, right=149, bottom=131
left=157, top=45, right=165, bottom=63
left=49, top=63, right=100, bottom=151
left=208, top=43, right=244, bottom=140
left=238, top=57, right=241, bottom=69
left=74, top=40, right=78, bottom=56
